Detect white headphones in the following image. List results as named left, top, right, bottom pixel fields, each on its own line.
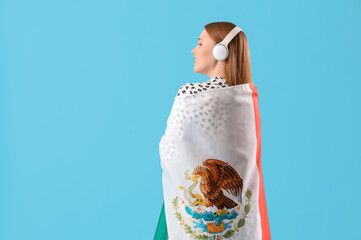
left=212, top=26, right=242, bottom=61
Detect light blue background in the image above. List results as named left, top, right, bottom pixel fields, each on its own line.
left=1, top=0, right=360, bottom=239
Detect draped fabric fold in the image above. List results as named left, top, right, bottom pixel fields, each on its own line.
left=159, top=82, right=271, bottom=240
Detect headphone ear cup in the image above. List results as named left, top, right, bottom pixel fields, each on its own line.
left=212, top=43, right=228, bottom=61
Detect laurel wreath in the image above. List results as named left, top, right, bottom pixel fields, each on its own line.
left=172, top=189, right=252, bottom=239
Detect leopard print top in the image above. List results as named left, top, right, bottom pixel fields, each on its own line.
left=176, top=76, right=228, bottom=97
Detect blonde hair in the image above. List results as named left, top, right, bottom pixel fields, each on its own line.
left=204, top=22, right=252, bottom=86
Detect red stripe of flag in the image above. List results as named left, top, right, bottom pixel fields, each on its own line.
left=249, top=82, right=271, bottom=240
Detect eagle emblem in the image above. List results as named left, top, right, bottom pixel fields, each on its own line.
left=173, top=158, right=253, bottom=239
left=191, top=158, right=243, bottom=210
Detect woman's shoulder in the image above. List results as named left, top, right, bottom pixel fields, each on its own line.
left=176, top=76, right=228, bottom=97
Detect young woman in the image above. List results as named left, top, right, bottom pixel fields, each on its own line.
left=155, top=21, right=271, bottom=240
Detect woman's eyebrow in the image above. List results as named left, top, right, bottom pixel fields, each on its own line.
left=198, top=38, right=203, bottom=40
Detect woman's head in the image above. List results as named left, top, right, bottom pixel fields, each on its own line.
left=191, top=22, right=252, bottom=86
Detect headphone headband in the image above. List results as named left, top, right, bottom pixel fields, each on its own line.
left=219, top=26, right=242, bottom=47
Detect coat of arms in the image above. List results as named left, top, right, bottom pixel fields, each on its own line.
left=172, top=159, right=253, bottom=239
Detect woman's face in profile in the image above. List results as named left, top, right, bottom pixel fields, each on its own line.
left=191, top=29, right=217, bottom=75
